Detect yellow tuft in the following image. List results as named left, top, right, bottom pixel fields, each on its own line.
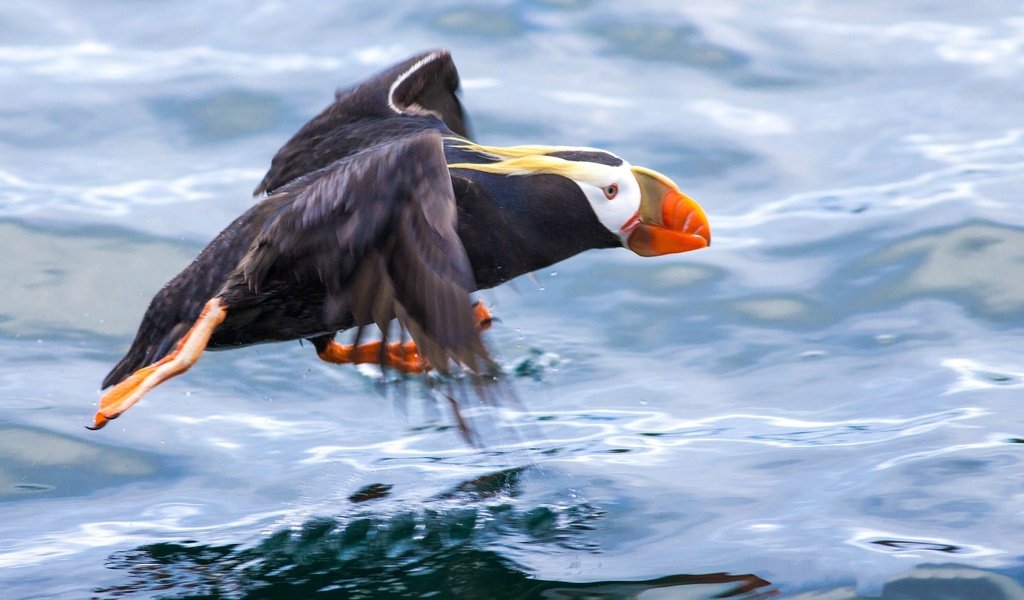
left=445, top=139, right=614, bottom=186
left=445, top=138, right=605, bottom=160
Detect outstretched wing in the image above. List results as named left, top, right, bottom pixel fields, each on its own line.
left=231, top=130, right=489, bottom=373
left=255, top=49, right=471, bottom=196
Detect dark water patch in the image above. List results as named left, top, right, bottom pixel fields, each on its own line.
left=731, top=71, right=824, bottom=89
left=95, top=516, right=770, bottom=599
left=743, top=220, right=1024, bottom=330
left=430, top=6, right=527, bottom=38
left=859, top=491, right=993, bottom=528
left=0, top=425, right=171, bottom=500
left=983, top=372, right=1018, bottom=384
left=878, top=566, right=1024, bottom=600
left=640, top=141, right=761, bottom=180
left=0, top=220, right=198, bottom=339
left=9, top=482, right=55, bottom=493
left=592, top=21, right=748, bottom=71
left=149, top=89, right=288, bottom=143
left=565, top=260, right=720, bottom=297
left=850, top=222, right=1024, bottom=323
left=783, top=564, right=1024, bottom=599
left=91, top=469, right=772, bottom=598
left=433, top=468, right=525, bottom=501
left=817, top=193, right=871, bottom=214
left=528, top=0, right=595, bottom=10
left=512, top=348, right=564, bottom=380
left=897, top=454, right=1020, bottom=494
left=0, top=106, right=117, bottom=148
left=871, top=539, right=964, bottom=554
left=4, top=396, right=56, bottom=411
left=469, top=113, right=549, bottom=143
left=348, top=483, right=393, bottom=504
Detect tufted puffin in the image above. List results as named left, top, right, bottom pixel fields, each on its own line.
left=89, top=49, right=710, bottom=430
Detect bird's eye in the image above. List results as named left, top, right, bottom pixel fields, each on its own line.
left=603, top=183, right=619, bottom=200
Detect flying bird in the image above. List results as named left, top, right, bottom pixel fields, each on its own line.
left=90, top=50, right=710, bottom=430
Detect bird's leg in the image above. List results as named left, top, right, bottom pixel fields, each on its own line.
left=472, top=299, right=494, bottom=331
left=314, top=300, right=494, bottom=374
left=316, top=337, right=427, bottom=374
left=89, top=298, right=227, bottom=430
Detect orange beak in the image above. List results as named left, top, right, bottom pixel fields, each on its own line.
left=622, top=166, right=710, bottom=257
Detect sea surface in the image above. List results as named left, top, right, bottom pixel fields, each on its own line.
left=2, top=1, right=1024, bottom=598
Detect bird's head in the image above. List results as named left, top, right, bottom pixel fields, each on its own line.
left=447, top=141, right=710, bottom=257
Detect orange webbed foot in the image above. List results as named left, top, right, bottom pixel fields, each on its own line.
left=89, top=298, right=227, bottom=430
left=315, top=300, right=495, bottom=374
left=317, top=339, right=429, bottom=374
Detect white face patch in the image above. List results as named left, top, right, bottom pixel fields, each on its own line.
left=444, top=142, right=646, bottom=243
left=573, top=160, right=642, bottom=245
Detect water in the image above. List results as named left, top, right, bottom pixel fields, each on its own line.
left=2, top=1, right=1024, bottom=598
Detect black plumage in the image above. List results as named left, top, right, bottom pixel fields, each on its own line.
left=101, top=50, right=621, bottom=393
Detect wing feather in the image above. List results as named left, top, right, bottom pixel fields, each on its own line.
left=229, top=130, right=490, bottom=374
left=255, top=50, right=470, bottom=196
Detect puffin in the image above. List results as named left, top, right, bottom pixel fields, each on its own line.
left=89, top=50, right=710, bottom=430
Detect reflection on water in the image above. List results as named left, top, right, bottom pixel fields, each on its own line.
left=94, top=470, right=773, bottom=600
left=96, top=537, right=772, bottom=599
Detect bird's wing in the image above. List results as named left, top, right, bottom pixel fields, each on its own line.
left=254, top=50, right=470, bottom=196
left=384, top=49, right=470, bottom=138
left=234, top=130, right=489, bottom=373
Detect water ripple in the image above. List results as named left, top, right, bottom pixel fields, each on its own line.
left=0, top=503, right=286, bottom=569
left=849, top=529, right=1001, bottom=560
left=943, top=358, right=1024, bottom=394
left=689, top=99, right=793, bottom=136
left=716, top=160, right=1020, bottom=231
left=298, top=407, right=987, bottom=471
left=583, top=407, right=984, bottom=452
left=907, top=128, right=1024, bottom=165
left=0, top=41, right=350, bottom=81
left=785, top=18, right=1024, bottom=69
left=0, top=167, right=262, bottom=216
left=711, top=125, right=1024, bottom=236
left=876, top=433, right=1022, bottom=471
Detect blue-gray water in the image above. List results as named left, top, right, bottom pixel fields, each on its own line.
left=2, top=1, right=1024, bottom=598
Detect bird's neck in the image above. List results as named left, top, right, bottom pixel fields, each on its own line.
left=452, top=173, right=620, bottom=290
